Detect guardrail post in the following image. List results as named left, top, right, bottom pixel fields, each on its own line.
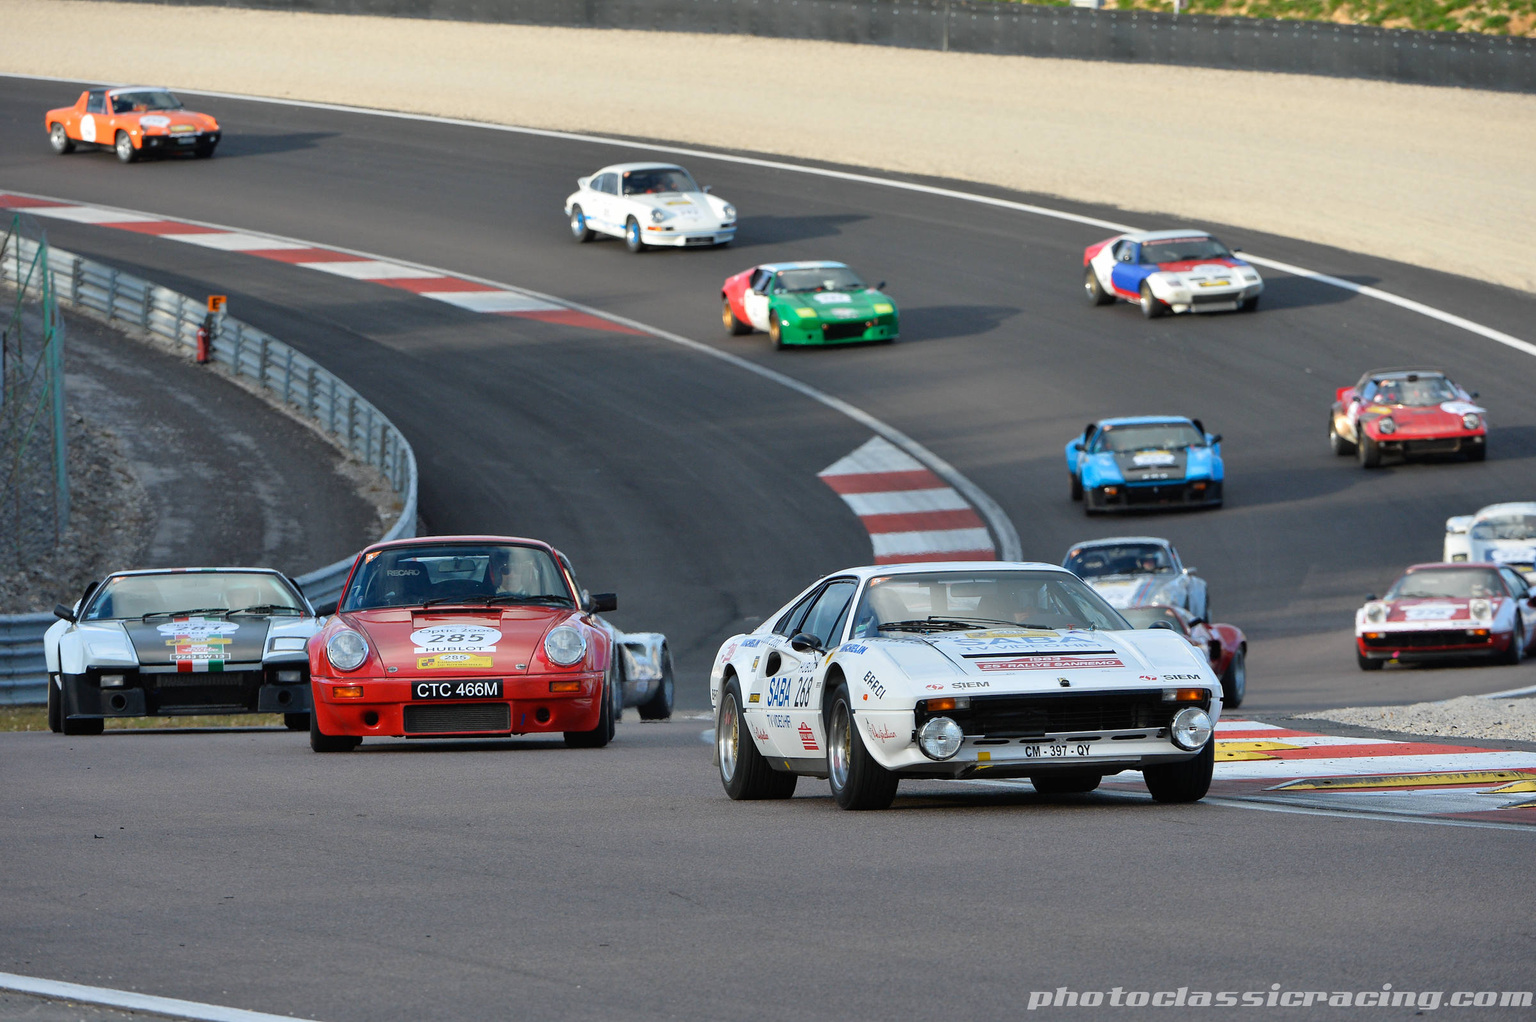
left=282, top=347, right=294, bottom=405
left=232, top=322, right=244, bottom=374
left=70, top=255, right=82, bottom=305
left=258, top=336, right=269, bottom=389
left=106, top=267, right=119, bottom=322
left=306, top=365, right=318, bottom=418
left=347, top=396, right=356, bottom=453
left=365, top=407, right=375, bottom=465
left=140, top=280, right=151, bottom=330
left=328, top=378, right=338, bottom=436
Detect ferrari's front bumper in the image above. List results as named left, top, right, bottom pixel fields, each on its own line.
left=1086, top=479, right=1222, bottom=511
left=1356, top=628, right=1510, bottom=662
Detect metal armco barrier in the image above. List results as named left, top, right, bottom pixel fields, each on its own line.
left=112, top=0, right=1535, bottom=92
left=0, top=240, right=418, bottom=704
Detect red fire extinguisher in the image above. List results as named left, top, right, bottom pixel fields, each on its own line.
left=196, top=312, right=214, bottom=363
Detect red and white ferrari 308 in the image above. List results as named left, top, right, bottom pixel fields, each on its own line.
left=1328, top=368, right=1486, bottom=468
left=1355, top=563, right=1536, bottom=670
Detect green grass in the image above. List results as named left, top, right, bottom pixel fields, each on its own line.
left=1023, top=0, right=1536, bottom=36
left=0, top=705, right=289, bottom=732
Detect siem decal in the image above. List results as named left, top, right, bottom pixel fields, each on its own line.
left=1163, top=674, right=1202, bottom=681
left=951, top=680, right=990, bottom=689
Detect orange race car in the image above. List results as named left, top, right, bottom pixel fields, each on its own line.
left=45, top=86, right=220, bottom=163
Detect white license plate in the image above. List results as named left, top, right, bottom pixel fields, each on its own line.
left=1022, top=742, right=1093, bottom=759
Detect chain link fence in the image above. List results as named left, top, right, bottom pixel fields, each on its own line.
left=0, top=213, right=69, bottom=575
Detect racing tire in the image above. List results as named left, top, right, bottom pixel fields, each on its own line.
left=637, top=646, right=675, bottom=721
left=827, top=682, right=898, bottom=810
left=62, top=713, right=104, bottom=737
left=47, top=675, right=63, bottom=733
left=1139, top=282, right=1165, bottom=319
left=1465, top=443, right=1486, bottom=462
left=1357, top=651, right=1384, bottom=671
left=569, top=205, right=595, bottom=243
left=1069, top=473, right=1083, bottom=502
left=769, top=312, right=787, bottom=350
left=1357, top=432, right=1382, bottom=468
left=565, top=662, right=616, bottom=748
left=1240, top=295, right=1260, bottom=312
left=624, top=216, right=644, bottom=254
left=48, top=123, right=75, bottom=154
left=1328, top=417, right=1356, bottom=456
left=283, top=712, right=310, bottom=731
left=722, top=297, right=752, bottom=336
left=1499, top=616, right=1525, bottom=666
left=193, top=142, right=216, bottom=159
left=114, top=130, right=137, bottom=164
left=1031, top=771, right=1102, bottom=795
left=1142, top=739, right=1214, bottom=804
left=309, top=710, right=360, bottom=752
left=716, top=678, right=796, bottom=800
left=1084, top=267, right=1114, bottom=306
left=1220, top=646, right=1247, bottom=709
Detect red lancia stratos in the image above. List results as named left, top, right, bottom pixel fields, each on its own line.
left=308, top=536, right=620, bottom=752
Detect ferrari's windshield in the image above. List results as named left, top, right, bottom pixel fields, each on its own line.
left=848, top=570, right=1128, bottom=638
left=1139, top=236, right=1232, bottom=264
left=84, top=572, right=304, bottom=620
left=1471, top=514, right=1536, bottom=541
left=342, top=543, right=573, bottom=611
left=1373, top=376, right=1457, bottom=406
left=774, top=267, right=866, bottom=293
left=621, top=167, right=698, bottom=195
left=1091, top=422, right=1205, bottom=453
left=1386, top=568, right=1506, bottom=600
left=110, top=90, right=182, bottom=113
left=1066, top=543, right=1173, bottom=578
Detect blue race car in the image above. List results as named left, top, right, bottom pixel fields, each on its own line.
left=1066, top=416, right=1223, bottom=514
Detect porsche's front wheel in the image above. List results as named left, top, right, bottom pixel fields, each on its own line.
left=1139, top=282, right=1164, bottom=319
left=114, top=130, right=137, bottom=164
left=1328, top=416, right=1356, bottom=456
left=570, top=205, right=595, bottom=243
left=47, top=675, right=63, bottom=733
left=637, top=646, right=674, bottom=721
left=717, top=678, right=796, bottom=800
left=624, top=216, right=644, bottom=253
left=49, top=123, right=75, bottom=154
left=1220, top=646, right=1246, bottom=708
left=1357, top=431, right=1382, bottom=468
left=1084, top=266, right=1114, bottom=306
left=193, top=142, right=216, bottom=159
left=310, top=710, right=360, bottom=752
left=565, top=660, right=616, bottom=748
left=722, top=297, right=751, bottom=336
left=827, top=682, right=898, bottom=810
left=768, top=312, right=787, bottom=349
left=284, top=712, right=310, bottom=731
left=1465, top=441, right=1486, bottom=462
left=1142, top=739, right=1214, bottom=803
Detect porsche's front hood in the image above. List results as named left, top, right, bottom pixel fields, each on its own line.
left=342, top=606, right=571, bottom=676
left=631, top=191, right=720, bottom=221
left=1087, top=574, right=1177, bottom=608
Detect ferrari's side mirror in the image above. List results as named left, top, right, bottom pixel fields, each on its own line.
left=1190, top=618, right=1208, bottom=627
left=1070, top=439, right=1083, bottom=451
left=1149, top=620, right=1176, bottom=631
left=53, top=603, right=76, bottom=623
left=1471, top=391, right=1480, bottom=399
left=702, top=184, right=712, bottom=194
left=789, top=631, right=822, bottom=653
left=1366, top=594, right=1379, bottom=602
left=876, top=281, right=886, bottom=291
left=586, top=592, right=618, bottom=614
left=1208, top=434, right=1223, bottom=445
left=1185, top=567, right=1197, bottom=574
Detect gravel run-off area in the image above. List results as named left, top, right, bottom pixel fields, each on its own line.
left=1301, top=694, right=1536, bottom=743
left=2, top=0, right=1535, bottom=294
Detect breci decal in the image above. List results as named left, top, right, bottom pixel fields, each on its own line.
left=418, top=653, right=493, bottom=670
left=798, top=722, right=819, bottom=751
left=976, top=656, right=1126, bottom=672
left=411, top=624, right=500, bottom=654
left=862, top=671, right=886, bottom=699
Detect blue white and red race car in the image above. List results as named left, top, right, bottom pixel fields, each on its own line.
left=1083, top=230, right=1262, bottom=318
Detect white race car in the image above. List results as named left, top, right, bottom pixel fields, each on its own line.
left=709, top=562, right=1221, bottom=810
left=44, top=568, right=322, bottom=735
left=565, top=162, right=736, bottom=252
left=1083, top=229, right=1262, bottom=318
left=1063, top=536, right=1209, bottom=620
left=1445, top=502, right=1536, bottom=580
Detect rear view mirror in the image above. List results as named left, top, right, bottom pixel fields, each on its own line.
left=1366, top=594, right=1379, bottom=602
left=702, top=184, right=712, bottom=194
left=586, top=592, right=618, bottom=614
left=789, top=632, right=823, bottom=653
left=876, top=281, right=886, bottom=291
left=1208, top=434, right=1223, bottom=445
left=1149, top=620, right=1176, bottom=631
left=53, top=603, right=76, bottom=623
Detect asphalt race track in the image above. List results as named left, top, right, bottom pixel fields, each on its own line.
left=2, top=77, right=1535, bottom=1020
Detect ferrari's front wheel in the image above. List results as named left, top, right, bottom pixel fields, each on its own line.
left=1084, top=266, right=1114, bottom=306
left=1499, top=616, right=1525, bottom=666
left=47, top=675, right=63, bottom=733
left=114, top=130, right=137, bottom=164
left=717, top=678, right=796, bottom=800
left=1139, top=282, right=1164, bottom=319
left=1357, top=431, right=1382, bottom=468
left=637, top=646, right=674, bottom=721
left=570, top=205, right=594, bottom=243
left=722, top=297, right=751, bottom=336
left=1220, top=646, right=1246, bottom=708
left=48, top=123, right=75, bottom=154
left=624, top=216, right=644, bottom=253
left=1032, top=771, right=1102, bottom=795
left=1142, top=739, right=1214, bottom=803
left=1328, top=416, right=1356, bottom=456
left=826, top=682, right=898, bottom=810
left=310, top=710, right=360, bottom=752
left=1357, top=651, right=1384, bottom=671
left=1069, top=473, right=1083, bottom=502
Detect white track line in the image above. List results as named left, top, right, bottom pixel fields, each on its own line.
left=6, top=71, right=1530, bottom=358
left=0, top=970, right=316, bottom=1022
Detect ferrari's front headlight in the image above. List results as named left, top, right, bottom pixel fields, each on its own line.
left=326, top=630, right=369, bottom=672
left=720, top=203, right=736, bottom=220
left=544, top=626, right=587, bottom=666
left=1170, top=707, right=1213, bottom=750
left=1377, top=417, right=1396, bottom=435
left=1462, top=413, right=1481, bottom=431
left=794, top=307, right=818, bottom=318
left=917, top=717, right=963, bottom=760
left=1469, top=598, right=1492, bottom=620
left=1365, top=602, right=1387, bottom=623
left=649, top=208, right=669, bottom=223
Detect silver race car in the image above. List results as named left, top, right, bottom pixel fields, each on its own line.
left=1063, top=537, right=1210, bottom=620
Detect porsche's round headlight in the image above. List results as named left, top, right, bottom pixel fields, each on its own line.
left=917, top=716, right=963, bottom=760
left=544, top=625, right=587, bottom=666
left=1462, top=412, right=1481, bottom=431
left=1469, top=598, right=1492, bottom=620
left=721, top=203, right=736, bottom=220
left=1170, top=707, right=1213, bottom=751
left=1377, top=417, right=1396, bottom=435
left=1365, top=602, right=1388, bottom=623
left=649, top=208, right=668, bottom=223
left=326, top=630, right=368, bottom=672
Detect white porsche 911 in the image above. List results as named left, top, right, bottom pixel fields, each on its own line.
left=710, top=562, right=1221, bottom=810
left=564, top=162, right=736, bottom=252
left=1444, top=502, right=1536, bottom=580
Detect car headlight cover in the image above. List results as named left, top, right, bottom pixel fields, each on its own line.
left=1462, top=412, right=1481, bottom=431
left=917, top=716, right=963, bottom=760
left=544, top=625, right=587, bottom=666
left=326, top=630, right=369, bottom=672
left=1377, top=417, right=1396, bottom=435
left=873, top=303, right=894, bottom=314
left=649, top=208, right=669, bottom=223
left=1469, top=598, right=1492, bottom=620
left=1170, top=707, right=1213, bottom=750
left=1365, top=602, right=1388, bottom=623
left=720, top=202, right=736, bottom=220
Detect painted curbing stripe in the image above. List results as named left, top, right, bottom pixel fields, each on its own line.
left=840, top=487, right=971, bottom=516
left=298, top=259, right=443, bottom=280
left=25, top=204, right=159, bottom=225
left=173, top=232, right=312, bottom=251
left=859, top=508, right=987, bottom=534
left=0, top=970, right=318, bottom=1022
left=871, top=527, right=994, bottom=559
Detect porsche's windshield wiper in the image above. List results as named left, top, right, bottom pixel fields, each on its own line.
left=142, top=607, right=230, bottom=621
left=485, top=593, right=573, bottom=606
